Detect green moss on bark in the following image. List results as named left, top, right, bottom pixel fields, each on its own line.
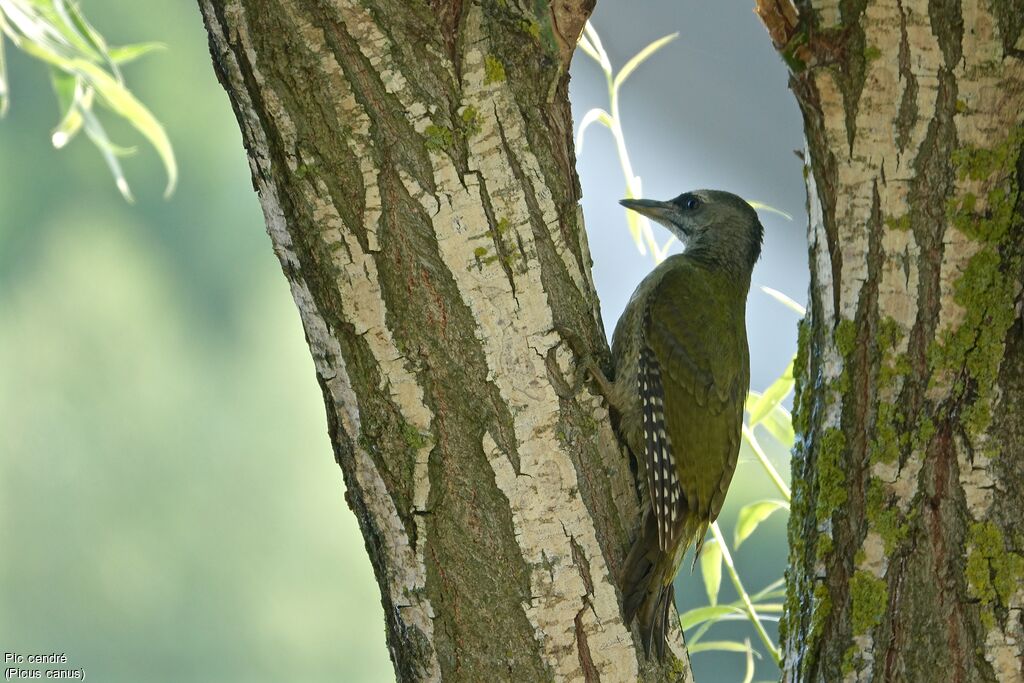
left=816, top=429, right=848, bottom=523
left=849, top=570, right=887, bottom=634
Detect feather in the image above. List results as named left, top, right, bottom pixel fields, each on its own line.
left=639, top=343, right=685, bottom=551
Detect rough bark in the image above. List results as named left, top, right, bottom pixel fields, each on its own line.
left=756, top=0, right=1024, bottom=681
left=197, top=1, right=691, bottom=680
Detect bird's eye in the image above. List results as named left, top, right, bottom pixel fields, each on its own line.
left=683, top=195, right=700, bottom=210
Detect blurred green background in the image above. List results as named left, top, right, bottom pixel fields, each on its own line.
left=0, top=2, right=801, bottom=682
left=0, top=2, right=392, bottom=681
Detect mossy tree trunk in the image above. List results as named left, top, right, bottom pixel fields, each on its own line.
left=197, top=1, right=691, bottom=680
left=757, top=0, right=1024, bottom=680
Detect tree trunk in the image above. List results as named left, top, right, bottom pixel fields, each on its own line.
left=197, top=1, right=691, bottom=680
left=757, top=1, right=1024, bottom=681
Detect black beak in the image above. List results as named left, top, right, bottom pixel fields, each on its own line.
left=619, top=198, right=677, bottom=224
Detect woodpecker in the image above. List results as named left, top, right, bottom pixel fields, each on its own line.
left=607, top=189, right=763, bottom=658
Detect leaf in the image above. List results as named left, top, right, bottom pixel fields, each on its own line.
left=613, top=32, right=678, bottom=92
left=0, top=28, right=8, bottom=116
left=49, top=66, right=85, bottom=147
left=750, top=578, right=786, bottom=602
left=576, top=32, right=602, bottom=67
left=80, top=104, right=134, bottom=201
left=699, top=537, right=723, bottom=606
left=760, top=404, right=796, bottom=448
left=582, top=21, right=612, bottom=75
left=750, top=602, right=784, bottom=613
left=108, top=41, right=164, bottom=65
left=688, top=640, right=761, bottom=656
left=742, top=639, right=755, bottom=683
left=760, top=285, right=807, bottom=315
left=71, top=59, right=177, bottom=196
left=622, top=180, right=650, bottom=256
left=57, top=0, right=121, bottom=79
left=746, top=199, right=793, bottom=221
left=575, top=107, right=611, bottom=154
left=734, top=499, right=789, bottom=548
left=748, top=360, right=794, bottom=425
left=679, top=604, right=742, bottom=631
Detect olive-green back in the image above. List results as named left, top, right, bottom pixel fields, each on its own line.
left=645, top=257, right=749, bottom=534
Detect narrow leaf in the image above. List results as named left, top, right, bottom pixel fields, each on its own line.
left=108, top=41, right=164, bottom=65
left=748, top=360, right=794, bottom=425
left=760, top=404, right=796, bottom=448
left=72, top=59, right=177, bottom=196
left=688, top=640, right=760, bottom=656
left=0, top=29, right=8, bottom=116
left=699, top=538, right=723, bottom=606
left=576, top=33, right=602, bottom=66
left=747, top=199, right=793, bottom=221
left=575, top=107, right=612, bottom=154
left=48, top=66, right=86, bottom=147
left=57, top=0, right=119, bottom=78
left=582, top=21, right=612, bottom=74
left=760, top=285, right=807, bottom=315
left=613, top=33, right=678, bottom=92
left=80, top=105, right=133, bottom=202
left=742, top=639, right=756, bottom=683
left=680, top=604, right=742, bottom=631
left=734, top=499, right=788, bottom=548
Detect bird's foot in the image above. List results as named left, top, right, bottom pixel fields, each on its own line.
left=552, top=323, right=616, bottom=404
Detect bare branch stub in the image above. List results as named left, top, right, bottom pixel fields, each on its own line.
left=753, top=0, right=799, bottom=50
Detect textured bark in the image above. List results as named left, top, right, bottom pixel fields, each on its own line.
left=757, top=1, right=1024, bottom=681
left=197, top=1, right=692, bottom=680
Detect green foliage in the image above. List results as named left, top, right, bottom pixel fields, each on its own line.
left=734, top=500, right=789, bottom=549
left=0, top=4, right=393, bottom=678
left=0, top=0, right=175, bottom=201
left=700, top=538, right=724, bottom=606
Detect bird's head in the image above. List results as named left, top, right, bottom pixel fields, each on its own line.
left=620, top=189, right=764, bottom=273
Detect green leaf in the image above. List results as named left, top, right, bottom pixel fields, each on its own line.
left=581, top=21, right=611, bottom=75
left=71, top=59, right=177, bottom=196
left=613, top=32, right=678, bottom=93
left=747, top=199, right=793, bottom=221
left=622, top=178, right=651, bottom=254
left=748, top=360, right=794, bottom=425
left=575, top=107, right=612, bottom=154
left=57, top=0, right=119, bottom=77
left=688, top=640, right=760, bottom=656
left=699, top=538, right=722, bottom=606
left=760, top=285, right=807, bottom=315
left=0, top=29, right=9, bottom=116
left=49, top=66, right=84, bottom=147
left=742, top=639, right=755, bottom=683
left=680, top=604, right=742, bottom=631
left=80, top=104, right=133, bottom=201
left=108, top=41, right=164, bottom=65
left=760, top=404, right=796, bottom=448
left=750, top=578, right=786, bottom=602
left=734, top=499, right=789, bottom=548
left=1, top=0, right=175, bottom=199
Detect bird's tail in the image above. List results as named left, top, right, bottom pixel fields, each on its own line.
left=620, top=509, right=677, bottom=659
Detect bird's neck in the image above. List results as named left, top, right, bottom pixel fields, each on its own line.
left=681, top=244, right=755, bottom=287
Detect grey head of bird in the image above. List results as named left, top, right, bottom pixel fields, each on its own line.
left=620, top=189, right=764, bottom=275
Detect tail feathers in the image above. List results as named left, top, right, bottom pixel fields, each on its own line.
left=620, top=509, right=676, bottom=659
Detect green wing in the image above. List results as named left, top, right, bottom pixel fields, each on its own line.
left=640, top=260, right=748, bottom=552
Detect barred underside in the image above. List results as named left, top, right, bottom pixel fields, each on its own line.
left=639, top=344, right=685, bottom=552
